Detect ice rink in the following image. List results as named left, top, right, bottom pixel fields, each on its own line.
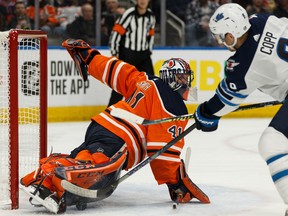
left=1, top=118, right=287, bottom=216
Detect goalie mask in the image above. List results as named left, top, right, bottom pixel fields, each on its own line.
left=159, top=58, right=197, bottom=101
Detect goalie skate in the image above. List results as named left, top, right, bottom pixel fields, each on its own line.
left=20, top=184, right=62, bottom=214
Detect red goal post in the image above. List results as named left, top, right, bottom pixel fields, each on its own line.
left=0, top=30, right=48, bottom=209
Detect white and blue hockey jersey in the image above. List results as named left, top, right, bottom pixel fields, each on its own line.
left=206, top=14, right=288, bottom=117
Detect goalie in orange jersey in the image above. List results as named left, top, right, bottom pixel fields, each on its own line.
left=20, top=39, right=209, bottom=213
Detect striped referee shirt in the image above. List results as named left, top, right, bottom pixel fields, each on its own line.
left=109, top=6, right=156, bottom=56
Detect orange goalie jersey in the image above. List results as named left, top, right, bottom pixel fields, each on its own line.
left=88, top=55, right=189, bottom=185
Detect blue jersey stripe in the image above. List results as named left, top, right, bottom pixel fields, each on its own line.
left=272, top=169, right=288, bottom=182
left=216, top=89, right=239, bottom=106
left=220, top=80, right=248, bottom=99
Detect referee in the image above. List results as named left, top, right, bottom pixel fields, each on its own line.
left=108, top=0, right=156, bottom=106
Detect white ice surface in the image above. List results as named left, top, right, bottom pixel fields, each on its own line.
left=1, top=118, right=287, bottom=216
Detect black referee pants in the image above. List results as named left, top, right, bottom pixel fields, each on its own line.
left=108, top=48, right=154, bottom=106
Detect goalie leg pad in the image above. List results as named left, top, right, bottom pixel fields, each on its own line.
left=168, top=160, right=210, bottom=204
left=20, top=168, right=42, bottom=187
left=92, top=152, right=111, bottom=164
left=21, top=153, right=80, bottom=201
left=21, top=150, right=127, bottom=211
left=54, top=151, right=127, bottom=198
left=21, top=153, right=71, bottom=187
left=179, top=161, right=210, bottom=203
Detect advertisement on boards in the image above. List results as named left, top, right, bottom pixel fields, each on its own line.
left=48, top=48, right=273, bottom=108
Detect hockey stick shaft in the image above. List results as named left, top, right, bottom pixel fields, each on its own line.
left=61, top=123, right=196, bottom=198
left=115, top=123, right=196, bottom=183
left=234, top=100, right=282, bottom=112
left=111, top=100, right=282, bottom=125
left=62, top=100, right=282, bottom=197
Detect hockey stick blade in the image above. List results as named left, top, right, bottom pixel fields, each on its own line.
left=61, top=180, right=98, bottom=198
left=61, top=123, right=196, bottom=198
left=185, top=147, right=192, bottom=170
left=111, top=100, right=282, bottom=125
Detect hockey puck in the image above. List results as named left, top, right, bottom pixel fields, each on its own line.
left=76, top=202, right=87, bottom=210
left=172, top=202, right=177, bottom=209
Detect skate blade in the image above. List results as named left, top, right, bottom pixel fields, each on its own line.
left=20, top=184, right=59, bottom=214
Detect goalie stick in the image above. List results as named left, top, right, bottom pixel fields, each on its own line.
left=110, top=100, right=283, bottom=125
left=185, top=147, right=192, bottom=171
left=61, top=123, right=197, bottom=198
left=61, top=100, right=281, bottom=198
left=172, top=146, right=192, bottom=210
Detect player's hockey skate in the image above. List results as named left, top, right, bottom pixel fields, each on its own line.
left=62, top=39, right=99, bottom=81
left=20, top=184, right=66, bottom=214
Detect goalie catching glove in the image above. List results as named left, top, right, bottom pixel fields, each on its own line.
left=62, top=39, right=100, bottom=81
left=167, top=159, right=210, bottom=204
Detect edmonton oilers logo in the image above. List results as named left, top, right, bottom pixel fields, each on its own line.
left=167, top=59, right=175, bottom=68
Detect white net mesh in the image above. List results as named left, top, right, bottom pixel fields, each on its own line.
left=0, top=31, right=10, bottom=206
left=18, top=38, right=41, bottom=177
left=0, top=31, right=46, bottom=208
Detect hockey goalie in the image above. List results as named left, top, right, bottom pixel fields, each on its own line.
left=20, top=39, right=210, bottom=213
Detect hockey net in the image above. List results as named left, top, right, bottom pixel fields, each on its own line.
left=0, top=30, right=47, bottom=209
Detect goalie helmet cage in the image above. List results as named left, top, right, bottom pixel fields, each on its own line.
left=0, top=30, right=48, bottom=209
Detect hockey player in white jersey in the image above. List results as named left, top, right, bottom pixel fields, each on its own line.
left=193, top=3, right=288, bottom=214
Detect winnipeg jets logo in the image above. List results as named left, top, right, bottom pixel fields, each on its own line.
left=214, top=13, right=224, bottom=22
left=226, top=59, right=239, bottom=71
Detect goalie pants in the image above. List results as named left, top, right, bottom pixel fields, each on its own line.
left=69, top=120, right=126, bottom=165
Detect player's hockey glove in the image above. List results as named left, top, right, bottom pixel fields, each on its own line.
left=62, top=39, right=100, bottom=81
left=167, top=160, right=210, bottom=204
left=194, top=102, right=220, bottom=132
